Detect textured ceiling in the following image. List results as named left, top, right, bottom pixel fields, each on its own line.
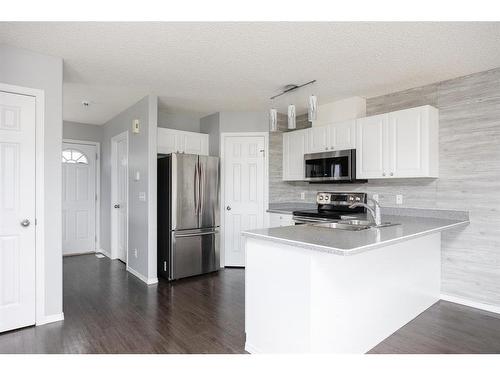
left=1, top=22, right=500, bottom=125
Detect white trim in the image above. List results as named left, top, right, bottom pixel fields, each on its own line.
left=126, top=266, right=159, bottom=285
left=0, top=82, right=47, bottom=327
left=441, top=294, right=500, bottom=315
left=147, top=96, right=158, bottom=282
left=62, top=138, right=101, bottom=253
left=244, top=342, right=262, bottom=354
left=219, top=132, right=269, bottom=268
left=110, top=131, right=129, bottom=263
left=98, top=248, right=111, bottom=259
left=36, top=313, right=64, bottom=326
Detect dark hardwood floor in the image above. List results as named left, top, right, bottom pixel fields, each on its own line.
left=0, top=254, right=245, bottom=353
left=1, top=254, right=500, bottom=354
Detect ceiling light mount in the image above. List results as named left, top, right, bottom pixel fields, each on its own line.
left=269, top=80, right=316, bottom=100
left=82, top=101, right=91, bottom=107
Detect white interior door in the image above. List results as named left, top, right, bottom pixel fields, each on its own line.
left=223, top=135, right=265, bottom=267
left=111, top=132, right=128, bottom=263
left=0, top=90, right=36, bottom=332
left=62, top=142, right=96, bottom=255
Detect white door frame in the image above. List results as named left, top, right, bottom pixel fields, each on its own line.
left=220, top=132, right=269, bottom=268
left=0, top=82, right=47, bottom=325
left=110, top=131, right=129, bottom=263
left=62, top=139, right=101, bottom=253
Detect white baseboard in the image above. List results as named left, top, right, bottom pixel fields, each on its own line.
left=245, top=342, right=262, bottom=354
left=98, top=248, right=112, bottom=258
left=126, top=266, right=158, bottom=285
left=441, top=294, right=500, bottom=315
left=37, top=312, right=64, bottom=326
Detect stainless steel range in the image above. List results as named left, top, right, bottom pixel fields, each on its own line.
left=292, top=192, right=367, bottom=224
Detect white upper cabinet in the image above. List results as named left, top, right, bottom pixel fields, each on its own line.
left=157, top=128, right=209, bottom=155
left=308, top=119, right=356, bottom=153
left=356, top=113, right=387, bottom=178
left=308, top=126, right=329, bottom=153
left=283, top=129, right=308, bottom=181
left=356, top=105, right=439, bottom=179
left=328, top=119, right=356, bottom=151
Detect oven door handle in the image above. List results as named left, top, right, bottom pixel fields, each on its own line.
left=292, top=216, right=338, bottom=224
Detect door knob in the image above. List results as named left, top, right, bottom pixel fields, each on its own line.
left=114, top=204, right=120, bottom=208
left=226, top=206, right=231, bottom=211
left=20, top=219, right=30, bottom=227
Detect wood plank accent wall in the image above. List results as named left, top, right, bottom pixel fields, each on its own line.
left=268, top=67, right=500, bottom=306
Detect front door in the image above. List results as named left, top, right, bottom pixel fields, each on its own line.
left=223, top=135, right=265, bottom=267
left=111, top=132, right=128, bottom=263
left=0, top=90, right=36, bottom=332
left=62, top=142, right=97, bottom=255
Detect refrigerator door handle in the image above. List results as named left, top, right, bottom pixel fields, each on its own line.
left=199, top=162, right=204, bottom=217
left=175, top=230, right=218, bottom=238
left=194, top=163, right=199, bottom=214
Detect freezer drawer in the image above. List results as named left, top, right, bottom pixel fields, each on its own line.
left=169, top=229, right=220, bottom=280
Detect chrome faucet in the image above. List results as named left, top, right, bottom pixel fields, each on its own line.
left=349, top=197, right=382, bottom=226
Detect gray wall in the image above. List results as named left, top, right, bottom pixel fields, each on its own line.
left=0, top=44, right=63, bottom=317
left=219, top=111, right=268, bottom=132
left=101, top=95, right=157, bottom=280
left=200, top=111, right=268, bottom=156
left=63, top=121, right=103, bottom=143
left=269, top=67, right=500, bottom=307
left=200, top=112, right=220, bottom=156
left=158, top=110, right=200, bottom=132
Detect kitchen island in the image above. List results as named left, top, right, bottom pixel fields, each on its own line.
left=242, top=211, right=469, bottom=354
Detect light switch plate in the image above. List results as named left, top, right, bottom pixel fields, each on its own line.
left=139, top=192, right=146, bottom=202
left=396, top=194, right=403, bottom=205
left=300, top=192, right=306, bottom=200
left=132, top=119, right=140, bottom=134
left=372, top=194, right=379, bottom=202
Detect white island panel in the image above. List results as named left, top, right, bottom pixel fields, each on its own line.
left=245, top=232, right=441, bottom=353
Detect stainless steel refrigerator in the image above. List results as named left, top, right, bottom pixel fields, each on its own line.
left=157, top=153, right=220, bottom=281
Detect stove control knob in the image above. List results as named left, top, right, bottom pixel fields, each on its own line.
left=319, top=196, right=324, bottom=201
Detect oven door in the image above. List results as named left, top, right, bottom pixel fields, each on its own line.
left=304, top=149, right=353, bottom=182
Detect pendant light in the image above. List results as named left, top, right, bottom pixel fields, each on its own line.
left=269, top=108, right=278, bottom=132
left=287, top=105, right=296, bottom=130
left=308, top=95, right=318, bottom=121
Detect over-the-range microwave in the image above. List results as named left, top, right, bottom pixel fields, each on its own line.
left=304, top=149, right=367, bottom=183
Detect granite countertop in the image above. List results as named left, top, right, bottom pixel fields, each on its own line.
left=242, top=214, right=469, bottom=256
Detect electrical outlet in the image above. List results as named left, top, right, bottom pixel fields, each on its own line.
left=396, top=194, right=403, bottom=205
left=134, top=248, right=138, bottom=258
left=300, top=192, right=306, bottom=200
left=372, top=194, right=379, bottom=202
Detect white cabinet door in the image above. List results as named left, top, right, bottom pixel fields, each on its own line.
left=157, top=128, right=209, bottom=155
left=283, top=129, right=308, bottom=181
left=308, top=126, right=330, bottom=153
left=268, top=213, right=294, bottom=227
left=183, top=133, right=208, bottom=155
left=388, top=106, right=430, bottom=178
left=329, top=119, right=356, bottom=150
left=157, top=128, right=177, bottom=154
left=356, top=114, right=387, bottom=179
left=0, top=91, right=36, bottom=333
